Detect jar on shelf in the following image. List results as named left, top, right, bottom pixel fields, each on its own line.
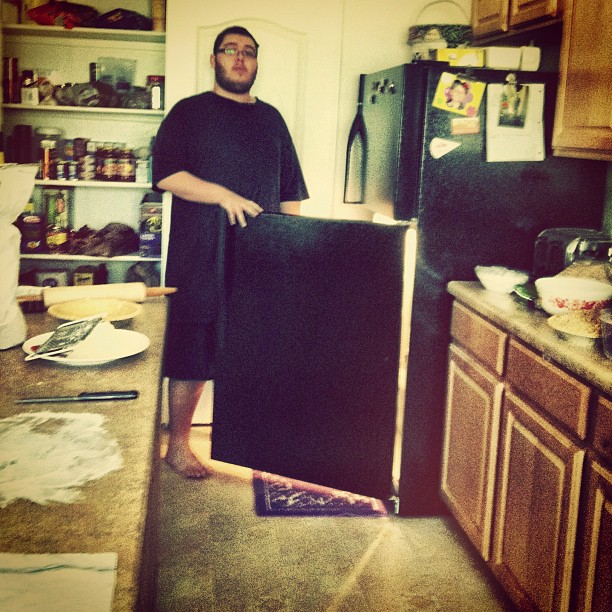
left=116, top=147, right=136, bottom=182
left=135, top=158, right=150, bottom=183
left=17, top=201, right=46, bottom=254
left=95, top=142, right=115, bottom=181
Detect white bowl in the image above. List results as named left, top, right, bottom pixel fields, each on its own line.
left=474, top=266, right=529, bottom=293
left=535, top=277, right=612, bottom=315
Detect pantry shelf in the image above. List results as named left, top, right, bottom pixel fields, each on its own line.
left=21, top=253, right=162, bottom=263
left=3, top=103, right=164, bottom=117
left=34, top=179, right=154, bottom=189
left=5, top=16, right=166, bottom=286
left=2, top=24, right=166, bottom=44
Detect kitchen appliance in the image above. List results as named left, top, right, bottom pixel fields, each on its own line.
left=209, top=62, right=607, bottom=517
left=351, top=62, right=607, bottom=514
left=212, top=212, right=412, bottom=502
left=533, top=227, right=612, bottom=278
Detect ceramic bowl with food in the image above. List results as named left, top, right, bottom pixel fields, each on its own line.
left=547, top=310, right=601, bottom=348
left=474, top=266, right=530, bottom=293
left=535, top=277, right=612, bottom=315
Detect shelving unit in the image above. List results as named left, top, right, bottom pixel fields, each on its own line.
left=4, top=103, right=164, bottom=117
left=3, top=23, right=165, bottom=43
left=2, top=22, right=166, bottom=286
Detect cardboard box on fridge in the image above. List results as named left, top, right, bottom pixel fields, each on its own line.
left=435, top=48, right=485, bottom=67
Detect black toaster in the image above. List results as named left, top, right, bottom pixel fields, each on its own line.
left=532, top=227, right=612, bottom=278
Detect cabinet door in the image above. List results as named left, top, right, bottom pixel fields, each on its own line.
left=572, top=457, right=612, bottom=612
left=441, top=344, right=503, bottom=560
left=552, top=0, right=612, bottom=160
left=471, top=0, right=510, bottom=37
left=509, top=0, right=561, bottom=28
left=492, top=391, right=584, bottom=612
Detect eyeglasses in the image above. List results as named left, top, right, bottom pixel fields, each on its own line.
left=216, top=47, right=257, bottom=60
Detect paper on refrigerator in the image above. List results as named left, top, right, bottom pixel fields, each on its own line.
left=486, top=83, right=545, bottom=162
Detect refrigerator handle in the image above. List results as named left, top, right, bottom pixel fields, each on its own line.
left=343, top=74, right=367, bottom=204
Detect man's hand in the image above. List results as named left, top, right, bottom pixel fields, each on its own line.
left=156, top=171, right=263, bottom=227
left=218, top=192, right=263, bottom=228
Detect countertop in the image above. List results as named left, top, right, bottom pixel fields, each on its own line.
left=0, top=297, right=167, bottom=611
left=448, top=281, right=612, bottom=396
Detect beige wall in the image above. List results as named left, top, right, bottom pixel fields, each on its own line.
left=164, top=0, right=607, bottom=228
left=334, top=0, right=471, bottom=218
left=163, top=0, right=471, bottom=218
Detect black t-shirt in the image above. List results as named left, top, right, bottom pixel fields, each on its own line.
left=152, top=91, right=308, bottom=309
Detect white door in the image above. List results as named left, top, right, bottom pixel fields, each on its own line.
left=164, top=0, right=345, bottom=218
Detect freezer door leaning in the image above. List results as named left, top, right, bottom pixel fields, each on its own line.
left=212, top=213, right=408, bottom=500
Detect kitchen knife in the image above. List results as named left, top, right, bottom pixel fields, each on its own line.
left=14, top=390, right=139, bottom=404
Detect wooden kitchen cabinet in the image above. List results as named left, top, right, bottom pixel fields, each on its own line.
left=492, top=390, right=583, bottom=612
left=505, top=338, right=591, bottom=440
left=572, top=454, right=612, bottom=612
left=552, top=0, right=612, bottom=161
left=443, top=294, right=610, bottom=612
left=471, top=0, right=562, bottom=38
left=441, top=343, right=504, bottom=560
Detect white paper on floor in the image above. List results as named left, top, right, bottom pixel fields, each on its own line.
left=0, top=411, right=123, bottom=507
left=0, top=552, right=118, bottom=612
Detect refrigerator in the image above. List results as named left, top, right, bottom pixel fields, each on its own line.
left=211, top=62, right=607, bottom=516
left=354, top=62, right=607, bottom=515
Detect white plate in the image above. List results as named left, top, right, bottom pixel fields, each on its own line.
left=23, top=329, right=150, bottom=366
left=47, top=298, right=142, bottom=322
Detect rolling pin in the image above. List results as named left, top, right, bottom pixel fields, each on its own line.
left=17, top=282, right=177, bottom=308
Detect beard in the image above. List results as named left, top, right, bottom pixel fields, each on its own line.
left=215, top=61, right=257, bottom=95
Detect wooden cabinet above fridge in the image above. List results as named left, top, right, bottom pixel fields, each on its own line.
left=552, top=0, right=612, bottom=161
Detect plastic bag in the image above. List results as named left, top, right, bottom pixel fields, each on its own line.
left=87, top=9, right=152, bottom=31
left=27, top=1, right=99, bottom=29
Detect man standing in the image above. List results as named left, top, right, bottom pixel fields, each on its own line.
left=153, top=25, right=309, bottom=477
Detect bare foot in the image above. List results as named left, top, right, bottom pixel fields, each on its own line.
left=165, top=444, right=211, bottom=479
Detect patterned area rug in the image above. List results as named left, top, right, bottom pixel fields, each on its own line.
left=253, top=471, right=390, bottom=517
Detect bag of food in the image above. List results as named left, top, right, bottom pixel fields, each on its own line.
left=27, top=1, right=99, bottom=29
left=88, top=9, right=152, bottom=31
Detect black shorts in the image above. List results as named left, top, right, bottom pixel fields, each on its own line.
left=162, top=295, right=216, bottom=381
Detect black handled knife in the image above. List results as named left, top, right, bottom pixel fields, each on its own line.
left=14, top=390, right=139, bottom=404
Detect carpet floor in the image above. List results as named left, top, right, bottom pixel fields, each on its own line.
left=156, top=427, right=516, bottom=611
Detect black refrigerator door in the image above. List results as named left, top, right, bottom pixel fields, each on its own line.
left=415, top=65, right=607, bottom=277
left=211, top=214, right=408, bottom=500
